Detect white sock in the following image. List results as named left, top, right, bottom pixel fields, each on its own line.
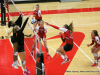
left=61, top=55, right=65, bottom=59
left=13, top=61, right=16, bottom=65
left=47, top=53, right=49, bottom=55
left=95, top=60, right=97, bottom=63
left=15, top=60, right=18, bottom=63
left=24, top=68, right=27, bottom=71
left=65, top=55, right=68, bottom=59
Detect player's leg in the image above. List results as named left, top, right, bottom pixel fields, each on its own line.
left=31, top=38, right=37, bottom=56
left=12, top=42, right=20, bottom=69
left=92, top=46, right=100, bottom=67
left=56, top=46, right=70, bottom=65
left=91, top=46, right=96, bottom=53
left=91, top=46, right=100, bottom=61
left=43, top=38, right=50, bottom=59
left=18, top=45, right=30, bottom=74
left=57, top=44, right=73, bottom=65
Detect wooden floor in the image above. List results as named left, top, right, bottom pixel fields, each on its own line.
left=1, top=0, right=100, bottom=75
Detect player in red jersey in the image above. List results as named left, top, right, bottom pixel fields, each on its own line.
left=45, top=22, right=73, bottom=65
left=33, top=4, right=42, bottom=27
left=32, top=20, right=50, bottom=59
left=87, top=30, right=100, bottom=67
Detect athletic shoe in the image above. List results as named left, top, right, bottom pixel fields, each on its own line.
left=16, top=61, right=21, bottom=67
left=26, top=67, right=30, bottom=73
left=92, top=63, right=98, bottom=67
left=23, top=71, right=31, bottom=75
left=12, top=63, right=18, bottom=69
left=47, top=55, right=50, bottom=59
left=61, top=58, right=70, bottom=65
left=97, top=56, right=100, bottom=62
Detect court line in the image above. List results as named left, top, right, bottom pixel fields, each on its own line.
left=50, top=19, right=100, bottom=70
left=24, top=42, right=36, bottom=63
left=74, top=42, right=100, bottom=70
left=47, top=46, right=56, bottom=52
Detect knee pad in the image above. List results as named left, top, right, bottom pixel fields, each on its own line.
left=93, top=53, right=98, bottom=57
left=21, top=61, right=25, bottom=65
left=14, top=52, right=18, bottom=56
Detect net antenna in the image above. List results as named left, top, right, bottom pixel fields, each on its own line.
left=3, top=0, right=12, bottom=20
left=39, top=37, right=41, bottom=54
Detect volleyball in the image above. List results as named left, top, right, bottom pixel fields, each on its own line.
left=31, top=19, right=37, bottom=24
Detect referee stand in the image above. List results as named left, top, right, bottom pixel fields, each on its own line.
left=36, top=37, right=45, bottom=75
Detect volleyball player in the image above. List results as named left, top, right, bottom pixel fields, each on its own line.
left=45, top=22, right=73, bottom=65
left=7, top=11, right=23, bottom=69
left=87, top=30, right=100, bottom=67
left=32, top=20, right=50, bottom=59
left=0, top=0, right=1, bottom=11
left=8, top=13, right=31, bottom=75
left=32, top=4, right=42, bottom=27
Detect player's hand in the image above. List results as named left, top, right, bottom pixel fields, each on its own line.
left=19, top=11, right=22, bottom=15
left=19, top=11, right=24, bottom=17
left=59, top=32, right=62, bottom=36
left=87, top=44, right=90, bottom=47
left=45, top=22, right=50, bottom=25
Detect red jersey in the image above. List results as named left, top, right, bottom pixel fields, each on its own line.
left=63, top=30, right=73, bottom=45
left=90, top=36, right=100, bottom=45
left=34, top=9, right=42, bottom=20
left=49, top=24, right=73, bottom=45
left=36, top=26, right=47, bottom=38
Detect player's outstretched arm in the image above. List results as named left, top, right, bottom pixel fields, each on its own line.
left=45, top=22, right=67, bottom=32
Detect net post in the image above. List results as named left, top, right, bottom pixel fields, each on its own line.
left=36, top=37, right=45, bottom=75
left=1, top=0, right=6, bottom=25
left=39, top=37, right=41, bottom=54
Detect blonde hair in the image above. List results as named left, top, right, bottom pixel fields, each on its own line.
left=7, top=25, right=18, bottom=35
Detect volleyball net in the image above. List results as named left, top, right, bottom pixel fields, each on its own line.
left=0, top=0, right=9, bottom=25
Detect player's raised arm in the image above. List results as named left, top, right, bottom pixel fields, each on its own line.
left=45, top=22, right=67, bottom=32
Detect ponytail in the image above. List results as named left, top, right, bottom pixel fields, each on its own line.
left=64, top=22, right=74, bottom=33
left=93, top=30, right=99, bottom=36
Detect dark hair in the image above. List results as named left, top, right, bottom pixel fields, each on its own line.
left=8, top=21, right=12, bottom=28
left=36, top=4, right=39, bottom=7
left=64, top=22, right=73, bottom=33
left=93, top=30, right=99, bottom=36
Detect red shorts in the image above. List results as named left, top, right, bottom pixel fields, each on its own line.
left=95, top=44, right=100, bottom=48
